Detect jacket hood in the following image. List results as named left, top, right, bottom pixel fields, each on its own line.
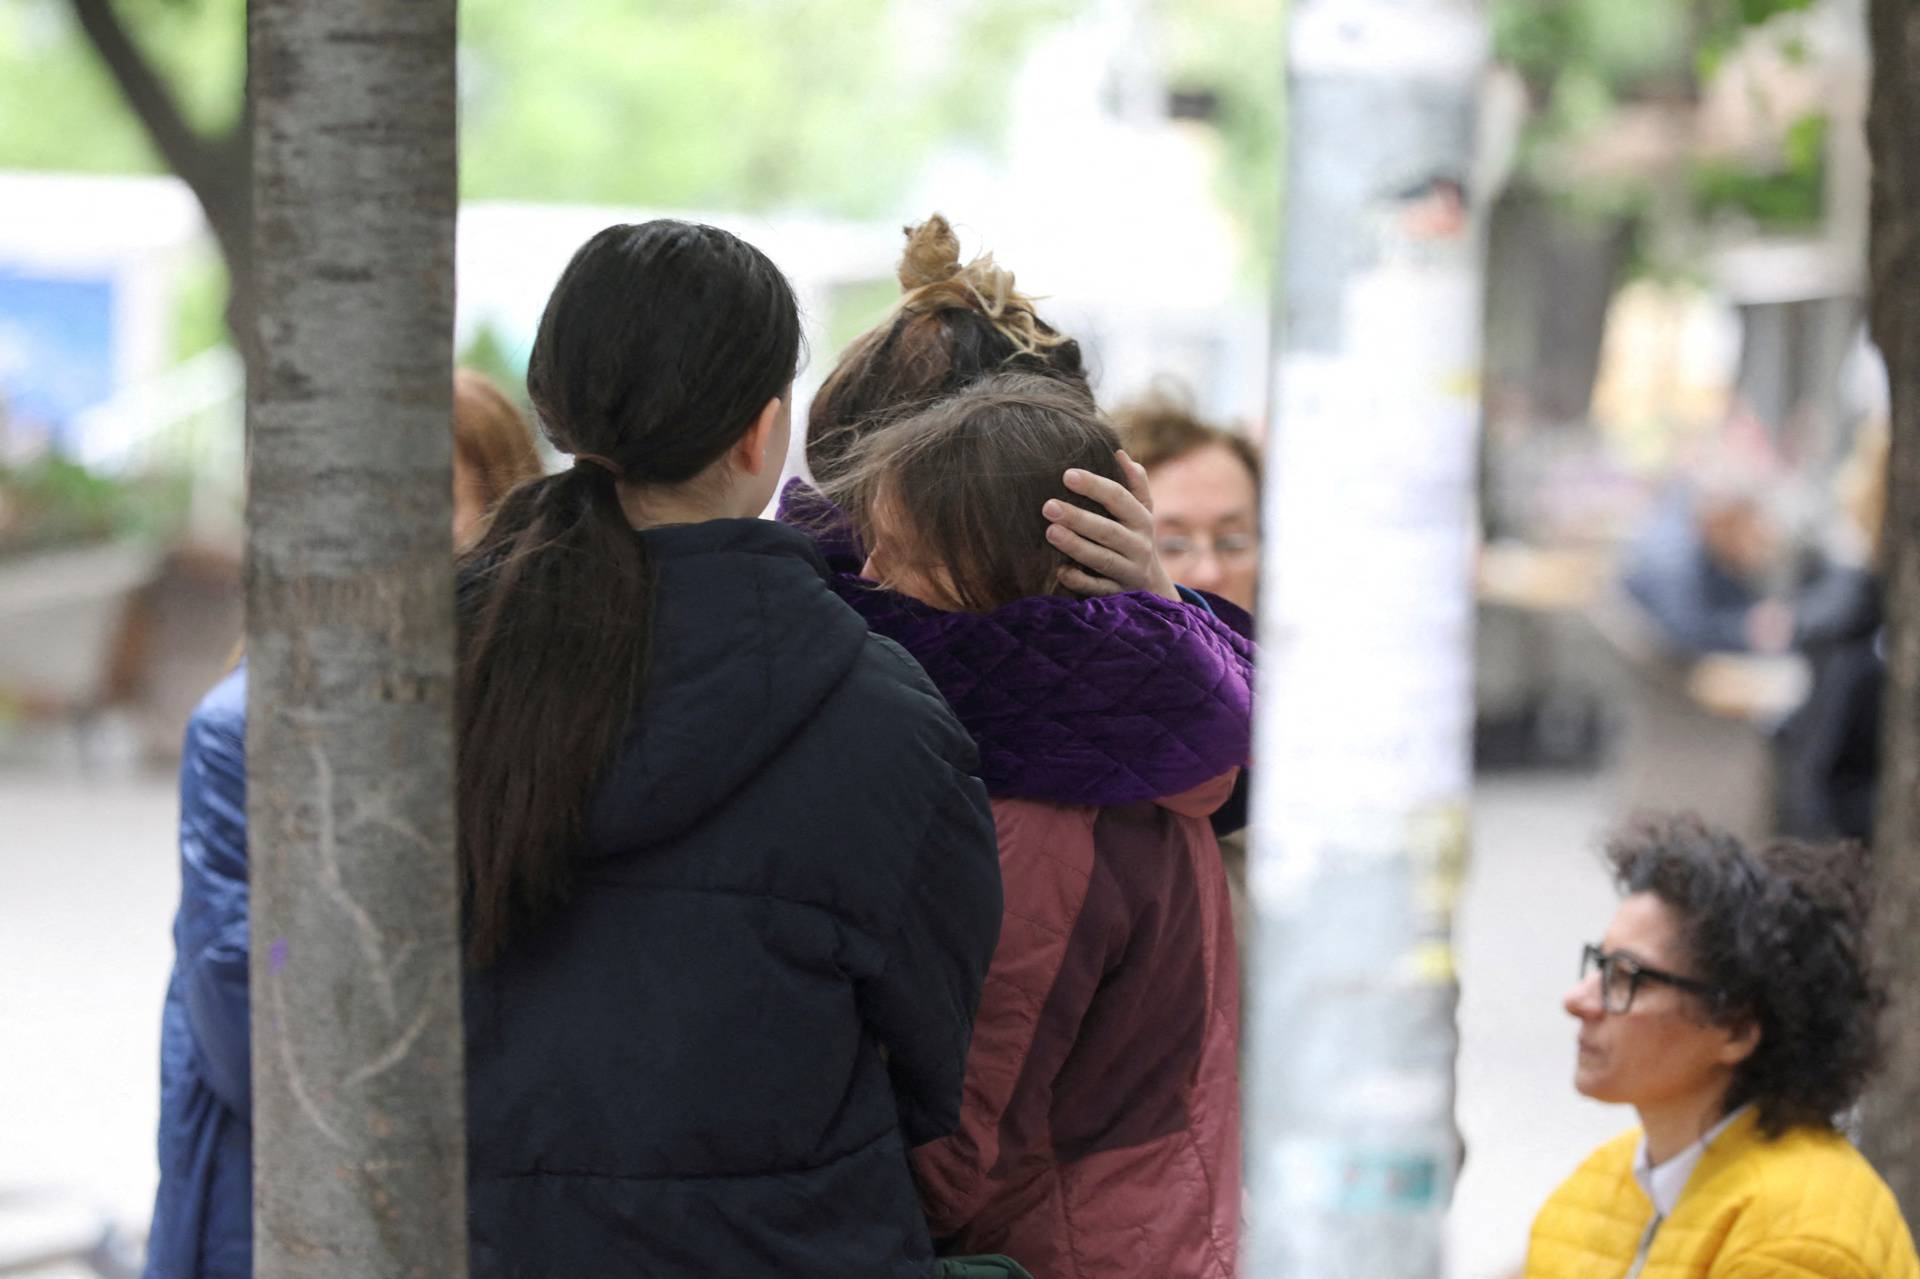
left=581, top=519, right=871, bottom=854
left=778, top=476, right=867, bottom=575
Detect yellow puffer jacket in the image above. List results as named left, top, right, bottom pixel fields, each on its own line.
left=1526, top=1109, right=1920, bottom=1278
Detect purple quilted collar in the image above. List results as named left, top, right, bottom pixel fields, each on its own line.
left=776, top=480, right=1255, bottom=805
left=777, top=476, right=868, bottom=574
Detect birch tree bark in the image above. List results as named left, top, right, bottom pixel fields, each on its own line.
left=244, top=1, right=467, bottom=1274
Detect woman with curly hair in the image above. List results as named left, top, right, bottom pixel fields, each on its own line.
left=1526, top=815, right=1920, bottom=1278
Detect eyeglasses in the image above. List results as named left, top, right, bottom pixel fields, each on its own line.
left=1580, top=943, right=1720, bottom=1014
left=1156, top=532, right=1259, bottom=564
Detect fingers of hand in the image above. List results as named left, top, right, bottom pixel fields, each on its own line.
left=1057, top=565, right=1124, bottom=597
left=1043, top=497, right=1144, bottom=555
left=1115, top=449, right=1156, bottom=514
left=1045, top=521, right=1140, bottom=586
left=1062, top=468, right=1151, bottom=532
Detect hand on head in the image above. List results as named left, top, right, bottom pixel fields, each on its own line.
left=1043, top=451, right=1178, bottom=601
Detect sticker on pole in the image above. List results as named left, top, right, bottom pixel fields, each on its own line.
left=1277, top=1139, right=1449, bottom=1212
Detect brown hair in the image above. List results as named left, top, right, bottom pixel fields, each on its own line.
left=828, top=373, right=1126, bottom=613
left=458, top=221, right=800, bottom=965
left=807, top=214, right=1092, bottom=484
left=1111, top=384, right=1260, bottom=487
left=453, top=368, right=544, bottom=510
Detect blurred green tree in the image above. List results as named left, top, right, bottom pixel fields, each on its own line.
left=2, top=0, right=1070, bottom=216
left=2, top=0, right=1072, bottom=376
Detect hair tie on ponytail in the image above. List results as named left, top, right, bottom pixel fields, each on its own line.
left=572, top=452, right=626, bottom=480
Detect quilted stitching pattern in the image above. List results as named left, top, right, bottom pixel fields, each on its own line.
left=778, top=478, right=1257, bottom=805
left=836, top=579, right=1256, bottom=805
left=1526, top=1114, right=1920, bottom=1278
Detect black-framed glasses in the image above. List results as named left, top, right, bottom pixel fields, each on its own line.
left=1580, top=943, right=1720, bottom=1014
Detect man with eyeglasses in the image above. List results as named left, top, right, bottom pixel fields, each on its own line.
left=1524, top=815, right=1918, bottom=1278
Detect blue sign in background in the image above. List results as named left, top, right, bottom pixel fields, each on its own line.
left=0, top=266, right=117, bottom=447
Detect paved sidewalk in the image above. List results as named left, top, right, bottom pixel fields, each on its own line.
left=0, top=762, right=1629, bottom=1277
left=1, top=767, right=177, bottom=1277
left=1449, top=771, right=1631, bottom=1278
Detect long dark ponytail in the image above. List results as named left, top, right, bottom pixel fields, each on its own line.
left=457, top=221, right=800, bottom=965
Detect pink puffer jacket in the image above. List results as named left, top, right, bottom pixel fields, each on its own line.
left=911, top=775, right=1243, bottom=1278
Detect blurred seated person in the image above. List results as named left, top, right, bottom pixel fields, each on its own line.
left=1619, top=467, right=1791, bottom=656
left=1527, top=815, right=1919, bottom=1278
left=1776, top=419, right=1888, bottom=842
left=1112, top=385, right=1261, bottom=616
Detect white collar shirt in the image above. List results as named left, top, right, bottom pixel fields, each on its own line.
left=1632, top=1105, right=1752, bottom=1218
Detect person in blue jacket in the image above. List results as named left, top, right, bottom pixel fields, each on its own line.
left=146, top=666, right=250, bottom=1279
left=1619, top=479, right=1785, bottom=655
left=144, top=369, right=546, bottom=1279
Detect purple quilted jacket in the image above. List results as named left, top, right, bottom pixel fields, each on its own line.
left=776, top=479, right=1256, bottom=805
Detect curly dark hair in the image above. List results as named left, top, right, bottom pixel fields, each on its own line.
left=1606, top=814, right=1884, bottom=1136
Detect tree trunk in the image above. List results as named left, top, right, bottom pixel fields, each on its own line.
left=1243, top=1, right=1485, bottom=1275
left=244, top=1, right=467, bottom=1275
left=1862, top=0, right=1920, bottom=1221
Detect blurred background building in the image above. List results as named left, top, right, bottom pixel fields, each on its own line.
left=0, top=0, right=1888, bottom=1275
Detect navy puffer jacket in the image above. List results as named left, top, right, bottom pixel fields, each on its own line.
left=464, top=519, right=1003, bottom=1275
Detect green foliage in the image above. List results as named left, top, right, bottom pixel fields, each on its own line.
left=1695, top=0, right=1816, bottom=78
left=457, top=321, right=527, bottom=392
left=1495, top=0, right=1836, bottom=258
left=1494, top=0, right=1692, bottom=101
left=1736, top=0, right=1816, bottom=19
left=168, top=248, right=228, bottom=361
left=0, top=0, right=242, bottom=173
left=0, top=453, right=190, bottom=554
left=1, top=0, right=1067, bottom=217
left=1690, top=112, right=1827, bottom=231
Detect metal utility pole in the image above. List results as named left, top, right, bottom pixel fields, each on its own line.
left=245, top=2, right=468, bottom=1275
left=1245, top=1, right=1488, bottom=1275
left=1862, top=0, right=1920, bottom=1221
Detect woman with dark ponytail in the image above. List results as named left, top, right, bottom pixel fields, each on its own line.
left=457, top=221, right=1003, bottom=1277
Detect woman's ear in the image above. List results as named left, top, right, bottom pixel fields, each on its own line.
left=1718, top=1016, right=1762, bottom=1068
left=734, top=396, right=785, bottom=477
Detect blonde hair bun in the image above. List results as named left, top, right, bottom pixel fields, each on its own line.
left=898, top=215, right=963, bottom=291
left=891, top=213, right=1066, bottom=357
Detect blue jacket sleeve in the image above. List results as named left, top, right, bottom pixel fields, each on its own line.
left=1622, top=559, right=1754, bottom=653
left=175, top=669, right=253, bottom=1121
left=858, top=760, right=1004, bottom=1148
